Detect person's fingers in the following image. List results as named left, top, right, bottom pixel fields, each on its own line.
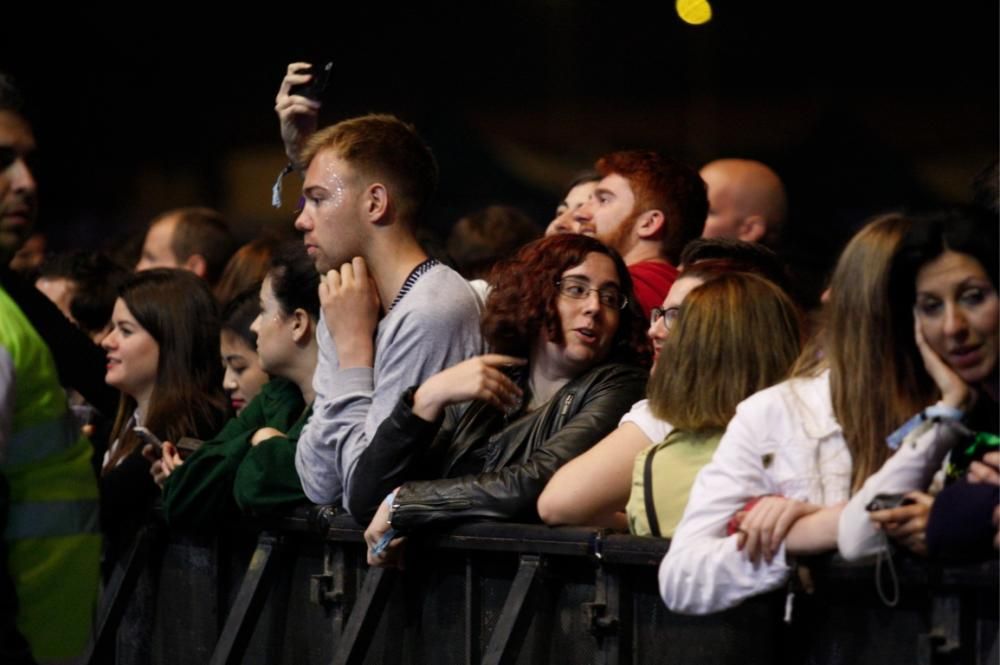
left=913, top=315, right=929, bottom=351
left=351, top=256, right=369, bottom=284
left=477, top=379, right=510, bottom=411
left=485, top=369, right=522, bottom=402
left=904, top=491, right=934, bottom=506
left=162, top=443, right=178, bottom=469
left=277, top=63, right=313, bottom=97
left=287, top=62, right=313, bottom=74
left=323, top=269, right=342, bottom=292
left=363, top=527, right=383, bottom=565
left=770, top=503, right=800, bottom=559
left=969, top=460, right=1000, bottom=486
left=284, top=96, right=321, bottom=110
left=742, top=501, right=770, bottom=561
left=737, top=501, right=765, bottom=558
left=869, top=506, right=912, bottom=524
left=381, top=538, right=407, bottom=570
left=741, top=508, right=766, bottom=564
left=340, top=257, right=358, bottom=289
left=756, top=500, right=786, bottom=562
left=885, top=516, right=926, bottom=538
left=479, top=354, right=528, bottom=368
left=276, top=100, right=322, bottom=119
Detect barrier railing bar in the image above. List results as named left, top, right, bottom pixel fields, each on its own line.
left=465, top=555, right=480, bottom=665
left=208, top=533, right=283, bottom=665
left=482, top=554, right=544, bottom=665
left=330, top=566, right=396, bottom=665
left=83, top=522, right=163, bottom=665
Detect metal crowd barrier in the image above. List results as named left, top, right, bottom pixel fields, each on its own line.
left=84, top=506, right=998, bottom=665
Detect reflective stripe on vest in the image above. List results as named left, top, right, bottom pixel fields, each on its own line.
left=6, top=415, right=81, bottom=467
left=5, top=499, right=100, bottom=541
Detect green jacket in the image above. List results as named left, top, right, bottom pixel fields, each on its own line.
left=162, top=378, right=311, bottom=532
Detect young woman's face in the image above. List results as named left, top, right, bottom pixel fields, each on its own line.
left=220, top=330, right=268, bottom=414
left=250, top=275, right=298, bottom=378
left=647, top=275, right=704, bottom=366
left=539, top=252, right=622, bottom=379
left=915, top=250, right=999, bottom=386
left=101, top=298, right=160, bottom=404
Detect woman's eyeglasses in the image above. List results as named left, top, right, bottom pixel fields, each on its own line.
left=556, top=277, right=628, bottom=310
left=649, top=306, right=680, bottom=330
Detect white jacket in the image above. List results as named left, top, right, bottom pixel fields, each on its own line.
left=659, top=371, right=852, bottom=615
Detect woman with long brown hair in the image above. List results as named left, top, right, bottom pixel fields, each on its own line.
left=99, top=268, right=229, bottom=578
left=838, top=209, right=999, bottom=559
left=660, top=213, right=936, bottom=614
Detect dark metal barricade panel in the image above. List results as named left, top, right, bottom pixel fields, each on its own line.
left=92, top=511, right=999, bottom=665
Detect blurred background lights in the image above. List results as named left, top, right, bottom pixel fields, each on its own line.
left=677, top=0, right=713, bottom=25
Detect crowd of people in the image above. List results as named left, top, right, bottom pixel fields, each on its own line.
left=0, top=63, right=996, bottom=663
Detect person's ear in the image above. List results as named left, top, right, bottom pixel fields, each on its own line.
left=635, top=209, right=666, bottom=239
left=290, top=308, right=310, bottom=344
left=363, top=183, right=390, bottom=225
left=738, top=216, right=767, bottom=243
left=183, top=254, right=208, bottom=279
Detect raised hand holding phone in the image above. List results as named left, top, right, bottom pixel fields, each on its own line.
left=275, top=62, right=328, bottom=165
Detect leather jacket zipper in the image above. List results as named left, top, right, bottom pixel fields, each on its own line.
left=554, top=393, right=575, bottom=430
left=393, top=498, right=473, bottom=515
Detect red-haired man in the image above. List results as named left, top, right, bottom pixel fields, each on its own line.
left=571, top=150, right=707, bottom=316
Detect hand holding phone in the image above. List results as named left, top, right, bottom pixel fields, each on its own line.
left=289, top=61, right=333, bottom=101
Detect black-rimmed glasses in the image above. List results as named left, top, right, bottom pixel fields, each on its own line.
left=650, top=306, right=680, bottom=330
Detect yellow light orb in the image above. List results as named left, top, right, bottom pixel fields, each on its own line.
left=676, top=0, right=712, bottom=25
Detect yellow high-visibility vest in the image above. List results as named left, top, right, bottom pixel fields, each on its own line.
left=0, top=285, right=100, bottom=664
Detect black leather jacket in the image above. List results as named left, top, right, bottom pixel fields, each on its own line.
left=347, top=362, right=647, bottom=528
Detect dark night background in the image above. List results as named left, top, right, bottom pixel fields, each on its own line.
left=3, top=2, right=997, bottom=302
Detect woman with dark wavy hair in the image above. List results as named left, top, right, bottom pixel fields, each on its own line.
left=349, top=234, right=650, bottom=565
left=99, top=268, right=230, bottom=578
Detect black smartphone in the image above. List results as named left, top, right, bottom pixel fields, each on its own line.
left=865, top=493, right=915, bottom=512
left=289, top=62, right=333, bottom=101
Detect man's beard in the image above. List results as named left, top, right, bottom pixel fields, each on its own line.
left=601, top=210, right=640, bottom=258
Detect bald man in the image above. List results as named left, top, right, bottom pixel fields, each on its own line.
left=700, top=159, right=787, bottom=246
